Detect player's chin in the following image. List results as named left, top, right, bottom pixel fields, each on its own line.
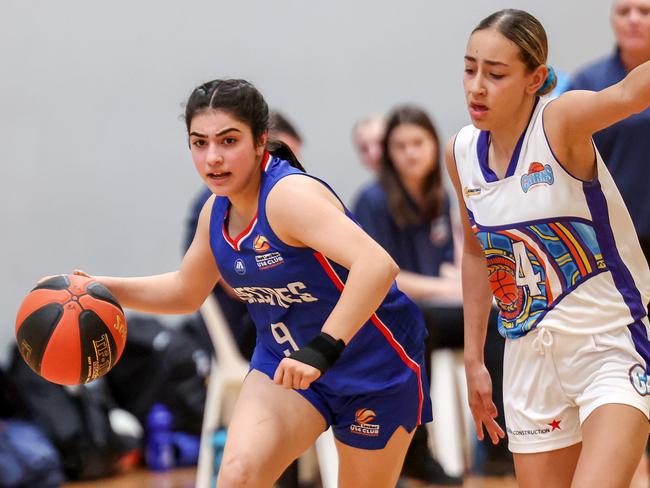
left=204, top=180, right=234, bottom=197
left=469, top=116, right=491, bottom=131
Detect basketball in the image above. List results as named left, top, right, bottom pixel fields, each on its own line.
left=488, top=266, right=518, bottom=306
left=15, top=274, right=127, bottom=385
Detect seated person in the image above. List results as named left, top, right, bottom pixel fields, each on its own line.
left=353, top=106, right=464, bottom=484
left=353, top=106, right=461, bottom=304
left=353, top=105, right=512, bottom=477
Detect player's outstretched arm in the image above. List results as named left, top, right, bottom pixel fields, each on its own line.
left=545, top=60, right=650, bottom=160
left=445, top=137, right=505, bottom=445
left=78, top=194, right=221, bottom=315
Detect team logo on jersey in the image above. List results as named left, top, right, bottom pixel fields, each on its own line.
left=463, top=186, right=482, bottom=197
left=255, top=252, right=285, bottom=270
left=548, top=419, right=562, bottom=431
left=234, top=258, right=246, bottom=275
left=507, top=418, right=562, bottom=436
left=629, top=364, right=650, bottom=396
left=252, top=234, right=285, bottom=270
left=253, top=235, right=271, bottom=253
left=507, top=424, right=553, bottom=436
left=520, top=162, right=554, bottom=193
left=350, top=408, right=380, bottom=437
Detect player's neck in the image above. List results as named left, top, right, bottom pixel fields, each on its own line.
left=488, top=98, right=536, bottom=177
left=229, top=175, right=261, bottom=223
left=400, top=176, right=423, bottom=206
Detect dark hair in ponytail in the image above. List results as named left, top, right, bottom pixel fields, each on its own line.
left=267, top=139, right=305, bottom=172
left=184, top=79, right=305, bottom=171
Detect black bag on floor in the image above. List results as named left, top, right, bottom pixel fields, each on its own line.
left=8, top=347, right=133, bottom=481
left=0, top=420, right=65, bottom=488
left=105, top=315, right=211, bottom=434
left=0, top=363, right=27, bottom=420
left=0, top=364, right=65, bottom=487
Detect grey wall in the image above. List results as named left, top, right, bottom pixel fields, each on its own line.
left=1, top=0, right=613, bottom=363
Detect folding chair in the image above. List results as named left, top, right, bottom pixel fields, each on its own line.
left=196, top=294, right=250, bottom=488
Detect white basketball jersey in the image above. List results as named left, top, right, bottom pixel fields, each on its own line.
left=454, top=98, right=650, bottom=339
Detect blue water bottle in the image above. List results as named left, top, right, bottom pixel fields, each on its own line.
left=146, top=403, right=174, bottom=472
left=212, top=428, right=228, bottom=488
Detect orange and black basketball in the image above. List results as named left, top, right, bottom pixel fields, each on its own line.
left=15, top=274, right=127, bottom=385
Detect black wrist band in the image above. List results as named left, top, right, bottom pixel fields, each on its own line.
left=288, top=332, right=346, bottom=374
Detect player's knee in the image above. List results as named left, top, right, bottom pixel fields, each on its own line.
left=216, top=454, right=258, bottom=488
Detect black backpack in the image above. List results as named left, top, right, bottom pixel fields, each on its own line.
left=8, top=348, right=134, bottom=480
left=104, top=314, right=211, bottom=434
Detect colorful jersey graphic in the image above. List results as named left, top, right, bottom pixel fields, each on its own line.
left=475, top=219, right=607, bottom=337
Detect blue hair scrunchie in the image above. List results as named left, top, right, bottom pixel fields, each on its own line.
left=537, top=65, right=556, bottom=95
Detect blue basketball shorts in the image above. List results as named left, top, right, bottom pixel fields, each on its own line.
left=250, top=344, right=433, bottom=450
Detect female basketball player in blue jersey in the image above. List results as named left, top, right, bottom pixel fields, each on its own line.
left=447, top=8, right=650, bottom=487
left=72, top=79, right=432, bottom=487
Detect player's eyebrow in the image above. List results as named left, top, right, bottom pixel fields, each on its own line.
left=189, top=128, right=242, bottom=137
left=464, top=55, right=509, bottom=67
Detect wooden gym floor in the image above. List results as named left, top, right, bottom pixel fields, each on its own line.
left=61, top=456, right=649, bottom=488
left=62, top=469, right=519, bottom=488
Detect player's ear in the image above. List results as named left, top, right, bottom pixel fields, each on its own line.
left=257, top=131, right=268, bottom=152
left=255, top=131, right=268, bottom=160
left=527, top=64, right=547, bottom=95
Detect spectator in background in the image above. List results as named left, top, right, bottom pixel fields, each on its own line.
left=354, top=106, right=462, bottom=485
left=566, top=0, right=650, bottom=265
left=352, top=114, right=386, bottom=173
left=353, top=106, right=460, bottom=302
left=352, top=105, right=513, bottom=480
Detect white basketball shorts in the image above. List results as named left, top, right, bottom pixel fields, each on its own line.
left=503, top=320, right=650, bottom=453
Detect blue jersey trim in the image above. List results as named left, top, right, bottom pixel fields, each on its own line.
left=477, top=97, right=540, bottom=182
left=583, top=180, right=646, bottom=321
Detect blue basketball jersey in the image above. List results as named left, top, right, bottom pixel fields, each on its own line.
left=208, top=154, right=427, bottom=419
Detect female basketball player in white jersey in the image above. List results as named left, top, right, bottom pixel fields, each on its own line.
left=71, top=79, right=432, bottom=487
left=447, top=9, right=650, bottom=487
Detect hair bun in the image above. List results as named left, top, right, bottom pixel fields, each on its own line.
left=537, top=65, right=557, bottom=96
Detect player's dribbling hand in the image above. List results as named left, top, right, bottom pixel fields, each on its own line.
left=465, top=362, right=506, bottom=445
left=273, top=357, right=321, bottom=390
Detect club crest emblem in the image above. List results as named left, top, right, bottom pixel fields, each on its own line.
left=253, top=235, right=271, bottom=253
left=521, top=162, right=554, bottom=192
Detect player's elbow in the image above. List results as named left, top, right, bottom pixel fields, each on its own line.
left=388, top=256, right=400, bottom=280
left=182, top=300, right=202, bottom=315
left=376, top=250, right=399, bottom=283
left=184, top=293, right=210, bottom=314
left=619, top=80, right=650, bottom=115
left=164, top=290, right=205, bottom=315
